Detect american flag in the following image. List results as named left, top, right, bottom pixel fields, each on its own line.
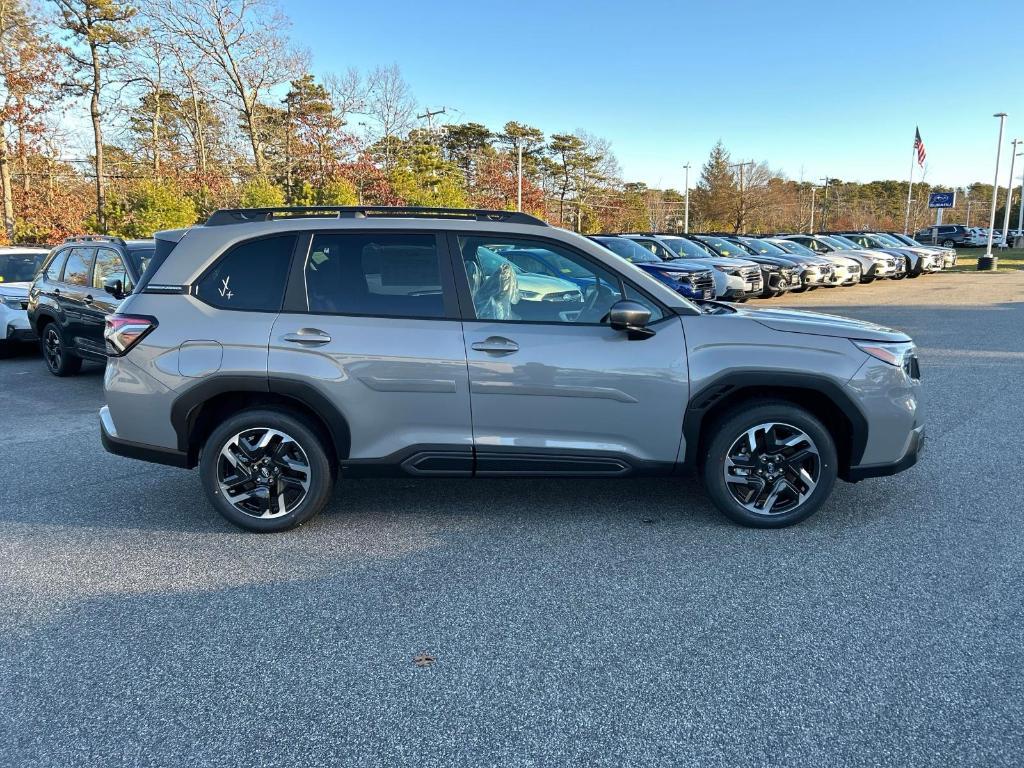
left=914, top=127, right=927, bottom=167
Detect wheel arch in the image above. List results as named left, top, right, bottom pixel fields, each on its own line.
left=683, top=371, right=868, bottom=480
left=171, top=376, right=351, bottom=468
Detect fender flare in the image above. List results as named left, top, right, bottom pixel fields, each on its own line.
left=681, top=370, right=869, bottom=471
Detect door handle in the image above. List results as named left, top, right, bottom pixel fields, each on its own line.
left=471, top=336, right=519, bottom=354
left=282, top=328, right=332, bottom=345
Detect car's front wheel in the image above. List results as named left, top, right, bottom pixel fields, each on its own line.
left=40, top=322, right=82, bottom=376
left=199, top=408, right=335, bottom=532
left=942, top=239, right=955, bottom=247
left=701, top=402, right=838, bottom=528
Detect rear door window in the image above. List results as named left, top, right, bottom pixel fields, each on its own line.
left=196, top=235, right=296, bottom=311
left=61, top=247, right=95, bottom=286
left=304, top=232, right=446, bottom=318
left=93, top=248, right=130, bottom=291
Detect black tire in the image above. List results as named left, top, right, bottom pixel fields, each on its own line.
left=942, top=239, right=955, bottom=247
left=40, top=322, right=82, bottom=376
left=907, top=269, right=921, bottom=278
left=0, top=341, right=15, bottom=359
left=701, top=401, right=838, bottom=528
left=199, top=408, right=335, bottom=532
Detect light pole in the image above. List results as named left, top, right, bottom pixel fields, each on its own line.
left=683, top=162, right=691, bottom=233
left=818, top=177, right=829, bottom=231
left=809, top=184, right=817, bottom=232
left=516, top=144, right=523, bottom=212
left=1017, top=168, right=1024, bottom=245
left=980, top=113, right=1007, bottom=271
left=999, top=139, right=1021, bottom=246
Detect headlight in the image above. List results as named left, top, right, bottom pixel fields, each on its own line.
left=518, top=290, right=540, bottom=299
left=712, top=264, right=731, bottom=272
left=852, top=340, right=915, bottom=367
left=1, top=295, right=25, bottom=309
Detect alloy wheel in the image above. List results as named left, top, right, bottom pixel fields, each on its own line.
left=723, top=422, right=820, bottom=516
left=43, top=327, right=62, bottom=371
left=216, top=427, right=312, bottom=519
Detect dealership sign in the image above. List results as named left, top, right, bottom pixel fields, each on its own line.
left=928, top=191, right=956, bottom=208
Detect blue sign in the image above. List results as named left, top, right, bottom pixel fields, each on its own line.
left=928, top=191, right=956, bottom=208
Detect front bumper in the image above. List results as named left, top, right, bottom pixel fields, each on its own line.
left=846, top=424, right=925, bottom=481
left=2, top=305, right=34, bottom=342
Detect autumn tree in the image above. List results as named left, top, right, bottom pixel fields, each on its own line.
left=53, top=0, right=137, bottom=232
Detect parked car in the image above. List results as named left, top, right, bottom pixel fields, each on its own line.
left=588, top=236, right=716, bottom=300
left=886, top=232, right=956, bottom=268
left=691, top=234, right=801, bottom=298
left=618, top=234, right=744, bottom=300
left=771, top=236, right=863, bottom=285
left=729, top=236, right=835, bottom=291
left=0, top=246, right=50, bottom=356
left=99, top=206, right=924, bottom=532
left=27, top=235, right=154, bottom=375
left=914, top=224, right=971, bottom=248
left=624, top=233, right=764, bottom=301
left=823, top=233, right=908, bottom=279
left=837, top=232, right=935, bottom=277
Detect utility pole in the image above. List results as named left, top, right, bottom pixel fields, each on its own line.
left=999, top=138, right=1021, bottom=246
left=729, top=160, right=755, bottom=233
left=810, top=185, right=817, bottom=232
left=683, top=162, right=691, bottom=233
left=417, top=107, right=447, bottom=137
left=516, top=144, right=523, bottom=212
left=980, top=112, right=1007, bottom=271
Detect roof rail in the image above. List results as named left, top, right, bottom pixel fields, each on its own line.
left=204, top=206, right=549, bottom=227
left=63, top=234, right=127, bottom=246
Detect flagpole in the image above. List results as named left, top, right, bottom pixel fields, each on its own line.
left=903, top=139, right=916, bottom=235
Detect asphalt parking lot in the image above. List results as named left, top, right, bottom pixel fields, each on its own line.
left=2, top=271, right=1023, bottom=767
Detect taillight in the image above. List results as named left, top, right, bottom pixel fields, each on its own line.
left=104, top=314, right=157, bottom=356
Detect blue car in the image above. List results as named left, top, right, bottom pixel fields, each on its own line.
left=586, top=236, right=717, bottom=300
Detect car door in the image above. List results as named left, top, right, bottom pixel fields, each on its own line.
left=84, top=247, right=130, bottom=356
left=450, top=232, right=689, bottom=474
left=269, top=230, right=473, bottom=473
left=56, top=246, right=96, bottom=352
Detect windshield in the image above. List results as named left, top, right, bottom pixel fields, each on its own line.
left=887, top=233, right=917, bottom=246
left=769, top=239, right=818, bottom=258
left=592, top=236, right=660, bottom=264
left=660, top=236, right=714, bottom=259
left=873, top=233, right=905, bottom=247
left=0, top=251, right=45, bottom=283
left=739, top=237, right=787, bottom=256
left=818, top=236, right=851, bottom=250
left=696, top=236, right=747, bottom=257
left=828, top=235, right=863, bottom=250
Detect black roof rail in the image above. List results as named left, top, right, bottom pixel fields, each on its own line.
left=204, top=206, right=549, bottom=227
left=63, top=234, right=127, bottom=246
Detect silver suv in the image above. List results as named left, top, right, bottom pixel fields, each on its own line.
left=100, top=207, right=924, bottom=532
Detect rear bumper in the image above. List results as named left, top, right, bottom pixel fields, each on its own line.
left=100, top=405, right=191, bottom=468
left=845, top=424, right=924, bottom=481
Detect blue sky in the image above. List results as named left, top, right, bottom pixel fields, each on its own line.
left=290, top=0, right=1023, bottom=191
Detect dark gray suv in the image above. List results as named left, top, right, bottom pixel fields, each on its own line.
left=100, top=207, right=924, bottom=532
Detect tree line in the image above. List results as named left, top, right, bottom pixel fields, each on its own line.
left=0, top=0, right=1018, bottom=245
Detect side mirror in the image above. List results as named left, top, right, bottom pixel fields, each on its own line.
left=607, top=300, right=655, bottom=340
left=103, top=276, right=124, bottom=300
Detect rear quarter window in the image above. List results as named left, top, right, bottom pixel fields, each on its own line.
left=196, top=235, right=296, bottom=311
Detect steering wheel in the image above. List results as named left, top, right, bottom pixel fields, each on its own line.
left=577, top=282, right=615, bottom=323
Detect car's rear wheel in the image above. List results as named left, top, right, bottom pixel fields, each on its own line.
left=942, top=239, right=955, bottom=247
left=701, top=402, right=837, bottom=528
left=40, top=322, right=82, bottom=376
left=199, top=408, right=334, bottom=532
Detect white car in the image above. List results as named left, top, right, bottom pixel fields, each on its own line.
left=0, top=247, right=49, bottom=356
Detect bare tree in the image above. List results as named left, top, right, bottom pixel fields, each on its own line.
left=364, top=63, right=415, bottom=170
left=148, top=0, right=305, bottom=178
left=53, top=0, right=137, bottom=232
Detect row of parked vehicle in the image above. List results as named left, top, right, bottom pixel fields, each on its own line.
left=582, top=230, right=957, bottom=304
left=0, top=208, right=928, bottom=533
